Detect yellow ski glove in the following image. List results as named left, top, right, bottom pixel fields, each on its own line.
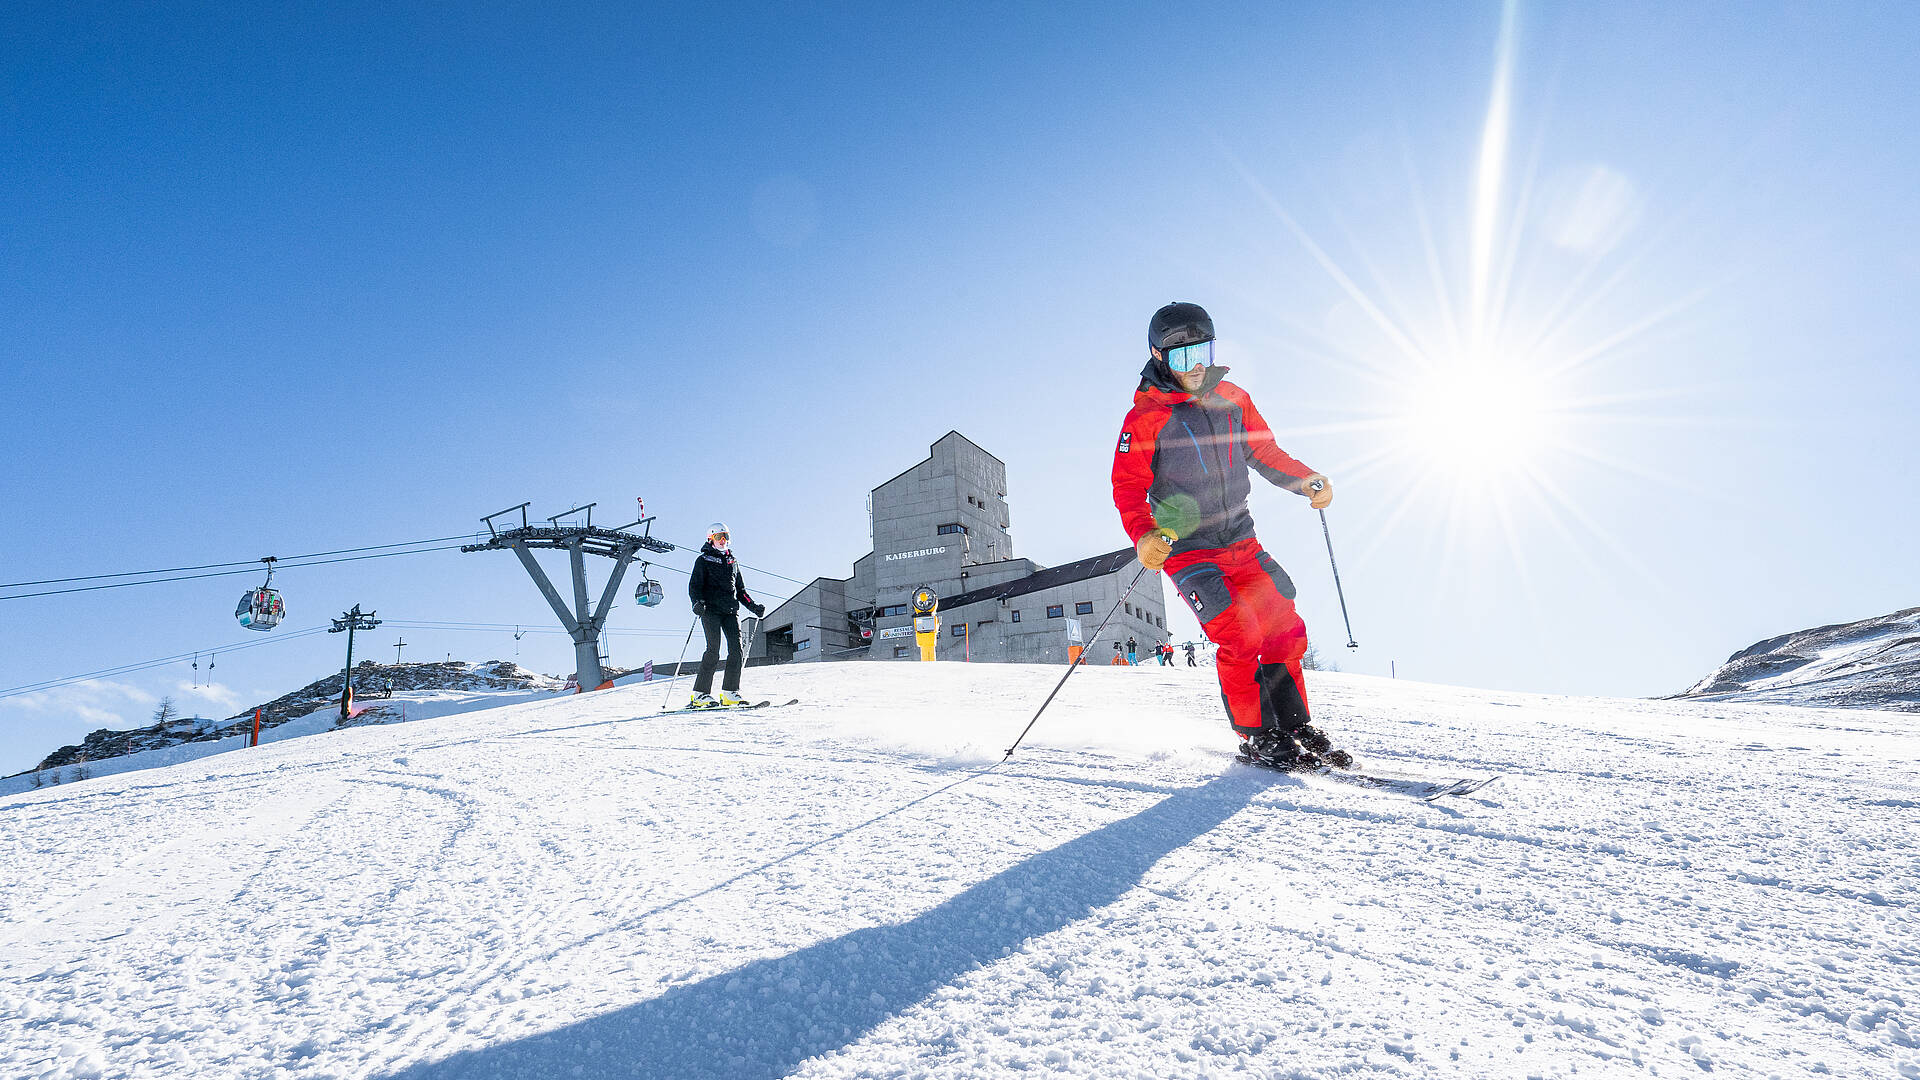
left=1303, top=474, right=1333, bottom=510
left=1136, top=528, right=1177, bottom=571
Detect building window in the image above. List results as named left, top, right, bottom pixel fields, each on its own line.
left=1010, top=610, right=1021, bottom=623
left=937, top=522, right=967, bottom=536
left=1125, top=603, right=1134, bottom=617
left=1076, top=601, right=1094, bottom=616
left=1157, top=615, right=1165, bottom=629
left=796, top=639, right=812, bottom=652
left=1047, top=605, right=1064, bottom=618
left=951, top=624, right=967, bottom=637
left=880, top=604, right=908, bottom=617
left=894, top=645, right=911, bottom=658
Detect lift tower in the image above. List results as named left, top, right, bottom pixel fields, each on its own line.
left=462, top=503, right=674, bottom=692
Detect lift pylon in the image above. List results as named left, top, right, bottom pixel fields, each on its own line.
left=463, top=503, right=674, bottom=692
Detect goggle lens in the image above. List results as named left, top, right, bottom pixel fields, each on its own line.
left=1166, top=340, right=1213, bottom=373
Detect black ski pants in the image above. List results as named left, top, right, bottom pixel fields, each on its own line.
left=694, top=610, right=743, bottom=695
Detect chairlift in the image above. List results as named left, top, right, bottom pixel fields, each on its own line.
left=633, top=562, right=665, bottom=607
left=235, top=557, right=286, bottom=631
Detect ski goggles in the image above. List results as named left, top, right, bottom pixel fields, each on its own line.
left=1165, top=340, right=1213, bottom=373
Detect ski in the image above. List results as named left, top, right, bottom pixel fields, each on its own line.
left=1321, top=769, right=1500, bottom=802
left=1235, top=754, right=1499, bottom=802
left=660, top=697, right=800, bottom=716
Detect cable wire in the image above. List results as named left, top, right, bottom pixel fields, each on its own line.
left=0, top=543, right=469, bottom=601
left=663, top=537, right=814, bottom=589
left=640, top=556, right=795, bottom=604
left=380, top=620, right=690, bottom=638
left=0, top=625, right=334, bottom=700
left=1, top=534, right=476, bottom=589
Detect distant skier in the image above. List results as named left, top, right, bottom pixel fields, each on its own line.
left=1183, top=641, right=1197, bottom=667
left=1158, top=642, right=1174, bottom=666
left=1111, top=302, right=1352, bottom=769
left=1125, top=636, right=1138, bottom=665
left=687, top=522, right=767, bottom=709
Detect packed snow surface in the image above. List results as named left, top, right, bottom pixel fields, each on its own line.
left=3, top=662, right=1916, bottom=1079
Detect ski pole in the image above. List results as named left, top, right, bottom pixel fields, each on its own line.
left=662, top=618, right=698, bottom=710
left=1004, top=562, right=1153, bottom=760
left=1309, top=479, right=1358, bottom=649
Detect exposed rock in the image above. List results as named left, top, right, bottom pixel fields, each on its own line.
left=30, top=660, right=563, bottom=772
left=1676, top=607, right=1920, bottom=712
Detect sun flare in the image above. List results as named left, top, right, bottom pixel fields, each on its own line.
left=1225, top=0, right=1709, bottom=587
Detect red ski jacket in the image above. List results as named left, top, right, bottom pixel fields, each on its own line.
left=1111, top=363, right=1316, bottom=557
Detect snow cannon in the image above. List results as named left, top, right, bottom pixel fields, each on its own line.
left=912, top=585, right=939, bottom=662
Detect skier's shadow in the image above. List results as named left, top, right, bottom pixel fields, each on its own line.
left=378, top=770, right=1267, bottom=1080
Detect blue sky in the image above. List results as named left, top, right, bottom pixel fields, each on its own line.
left=4, top=1, right=1917, bottom=774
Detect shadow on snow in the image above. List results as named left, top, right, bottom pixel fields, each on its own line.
left=379, top=770, right=1267, bottom=1080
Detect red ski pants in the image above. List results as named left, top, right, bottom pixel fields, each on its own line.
left=1164, top=538, right=1309, bottom=734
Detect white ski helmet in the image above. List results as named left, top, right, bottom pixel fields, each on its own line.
left=707, top=522, right=731, bottom=547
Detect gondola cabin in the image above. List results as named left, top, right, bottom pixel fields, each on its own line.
left=634, top=577, right=665, bottom=607
left=236, top=587, right=285, bottom=630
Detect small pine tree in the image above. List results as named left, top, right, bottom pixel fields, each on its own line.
left=1301, top=645, right=1340, bottom=673
left=153, top=696, right=179, bottom=725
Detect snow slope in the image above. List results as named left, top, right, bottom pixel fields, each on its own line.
left=1680, top=606, right=1920, bottom=712
left=2, top=662, right=1915, bottom=1079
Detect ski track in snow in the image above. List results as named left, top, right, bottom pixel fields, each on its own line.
left=1, top=664, right=1916, bottom=1079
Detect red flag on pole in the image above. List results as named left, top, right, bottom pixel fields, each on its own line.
left=250, top=707, right=261, bottom=747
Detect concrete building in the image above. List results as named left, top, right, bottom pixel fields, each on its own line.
left=754, top=432, right=1170, bottom=665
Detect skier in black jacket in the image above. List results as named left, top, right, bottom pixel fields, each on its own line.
left=687, top=522, right=766, bottom=708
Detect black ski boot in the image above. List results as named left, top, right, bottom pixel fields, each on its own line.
left=1296, top=725, right=1354, bottom=770
left=1238, top=729, right=1316, bottom=771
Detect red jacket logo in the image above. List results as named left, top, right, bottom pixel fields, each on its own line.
left=1117, top=432, right=1132, bottom=453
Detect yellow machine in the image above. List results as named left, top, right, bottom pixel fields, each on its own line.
left=912, top=585, right=939, bottom=662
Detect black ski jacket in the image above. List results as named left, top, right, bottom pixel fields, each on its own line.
left=689, top=543, right=758, bottom=616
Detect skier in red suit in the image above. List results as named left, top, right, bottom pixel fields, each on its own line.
left=1111, top=302, right=1352, bottom=770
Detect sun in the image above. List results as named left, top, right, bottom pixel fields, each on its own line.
left=1395, top=353, right=1559, bottom=480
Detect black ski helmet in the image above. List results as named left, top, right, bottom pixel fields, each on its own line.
left=1148, top=302, right=1213, bottom=353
